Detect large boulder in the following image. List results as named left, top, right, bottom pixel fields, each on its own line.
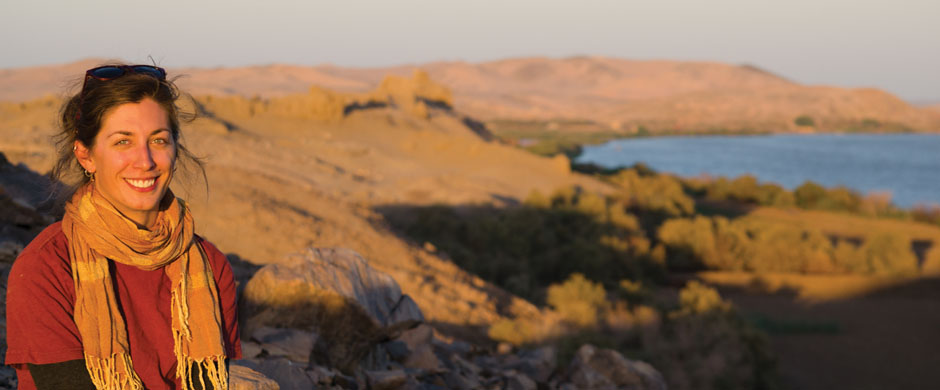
left=229, top=364, right=280, bottom=390
left=566, top=344, right=666, bottom=390
left=233, top=359, right=322, bottom=390
left=242, top=247, right=424, bottom=373
left=251, top=326, right=318, bottom=364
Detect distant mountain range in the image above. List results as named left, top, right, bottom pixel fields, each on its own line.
left=2, top=57, right=938, bottom=133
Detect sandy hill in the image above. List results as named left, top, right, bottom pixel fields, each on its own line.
left=0, top=73, right=609, bottom=329
left=4, top=57, right=938, bottom=133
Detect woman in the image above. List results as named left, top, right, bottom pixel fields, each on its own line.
left=5, top=64, right=241, bottom=390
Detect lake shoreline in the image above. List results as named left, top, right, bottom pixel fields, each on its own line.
left=570, top=132, right=940, bottom=209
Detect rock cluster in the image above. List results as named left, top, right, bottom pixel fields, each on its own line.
left=234, top=247, right=667, bottom=390
left=0, top=151, right=57, bottom=389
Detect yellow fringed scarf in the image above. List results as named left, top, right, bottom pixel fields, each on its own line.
left=61, top=184, right=228, bottom=390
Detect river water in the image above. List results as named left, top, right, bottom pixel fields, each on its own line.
left=575, top=133, right=940, bottom=208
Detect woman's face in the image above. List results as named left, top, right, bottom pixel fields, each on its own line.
left=75, top=98, right=177, bottom=228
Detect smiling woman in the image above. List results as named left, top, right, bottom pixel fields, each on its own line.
left=73, top=98, right=177, bottom=228
left=4, top=64, right=241, bottom=390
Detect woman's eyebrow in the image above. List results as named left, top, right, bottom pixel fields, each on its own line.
left=106, top=128, right=170, bottom=137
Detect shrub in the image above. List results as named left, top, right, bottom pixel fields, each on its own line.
left=727, top=175, right=762, bottom=204
left=547, top=273, right=609, bottom=327
left=757, top=183, right=795, bottom=208
left=488, top=311, right=567, bottom=347
left=831, top=239, right=864, bottom=273
left=794, top=181, right=827, bottom=209
left=677, top=281, right=732, bottom=315
left=794, top=115, right=815, bottom=127
left=644, top=282, right=778, bottom=390
left=608, top=169, right=695, bottom=217
left=658, top=216, right=751, bottom=271
left=744, top=223, right=833, bottom=273
left=859, top=232, right=919, bottom=276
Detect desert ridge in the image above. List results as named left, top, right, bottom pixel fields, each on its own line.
left=3, top=56, right=938, bottom=133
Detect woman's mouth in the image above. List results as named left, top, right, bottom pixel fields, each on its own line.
left=125, top=178, right=157, bottom=192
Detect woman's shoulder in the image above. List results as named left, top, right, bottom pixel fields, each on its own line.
left=12, top=221, right=69, bottom=270
left=7, top=221, right=74, bottom=302
left=195, top=235, right=225, bottom=261
left=194, top=235, right=234, bottom=274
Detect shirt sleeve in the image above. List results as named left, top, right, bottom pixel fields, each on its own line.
left=5, top=227, right=85, bottom=365
left=199, top=238, right=243, bottom=359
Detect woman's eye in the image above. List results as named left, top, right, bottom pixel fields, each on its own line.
left=152, top=138, right=166, bottom=145
left=115, top=139, right=130, bottom=146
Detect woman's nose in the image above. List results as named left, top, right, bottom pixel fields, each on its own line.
left=132, top=143, right=157, bottom=170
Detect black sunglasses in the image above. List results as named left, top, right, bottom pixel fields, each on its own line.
left=80, top=65, right=167, bottom=94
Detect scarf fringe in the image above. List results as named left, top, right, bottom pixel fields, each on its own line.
left=85, top=353, right=145, bottom=390
left=176, top=353, right=229, bottom=390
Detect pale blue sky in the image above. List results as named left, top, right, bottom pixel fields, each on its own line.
left=2, top=0, right=937, bottom=102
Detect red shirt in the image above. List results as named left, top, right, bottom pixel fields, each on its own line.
left=4, top=222, right=242, bottom=390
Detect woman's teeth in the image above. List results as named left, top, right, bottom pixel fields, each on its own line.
left=127, top=178, right=156, bottom=188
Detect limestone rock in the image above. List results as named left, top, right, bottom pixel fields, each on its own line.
left=230, top=364, right=280, bottom=390
left=242, top=247, right=425, bottom=373
left=394, top=324, right=442, bottom=371
left=252, top=326, right=318, bottom=363
left=566, top=344, right=666, bottom=390
left=241, top=341, right=263, bottom=359
left=235, top=358, right=319, bottom=390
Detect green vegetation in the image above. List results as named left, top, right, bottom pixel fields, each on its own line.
left=646, top=281, right=778, bottom=390
left=658, top=216, right=919, bottom=275
left=487, top=276, right=778, bottom=390
left=384, top=162, right=939, bottom=390
left=794, top=115, right=815, bottom=127
left=393, top=185, right=662, bottom=301
left=686, top=174, right=908, bottom=219
left=547, top=273, right=609, bottom=327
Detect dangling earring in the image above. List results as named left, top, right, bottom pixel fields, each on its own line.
left=83, top=168, right=95, bottom=182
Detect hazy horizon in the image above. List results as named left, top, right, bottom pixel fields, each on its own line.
left=2, top=0, right=938, bottom=103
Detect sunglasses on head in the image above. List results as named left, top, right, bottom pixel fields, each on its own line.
left=81, top=65, right=167, bottom=93
left=75, top=65, right=168, bottom=121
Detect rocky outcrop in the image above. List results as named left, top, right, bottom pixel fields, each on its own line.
left=230, top=364, right=281, bottom=390
left=565, top=344, right=667, bottom=390
left=0, top=151, right=58, bottom=390
left=241, top=248, right=424, bottom=373
left=239, top=247, right=667, bottom=389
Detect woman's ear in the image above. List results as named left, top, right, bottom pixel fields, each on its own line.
left=73, top=140, right=96, bottom=173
